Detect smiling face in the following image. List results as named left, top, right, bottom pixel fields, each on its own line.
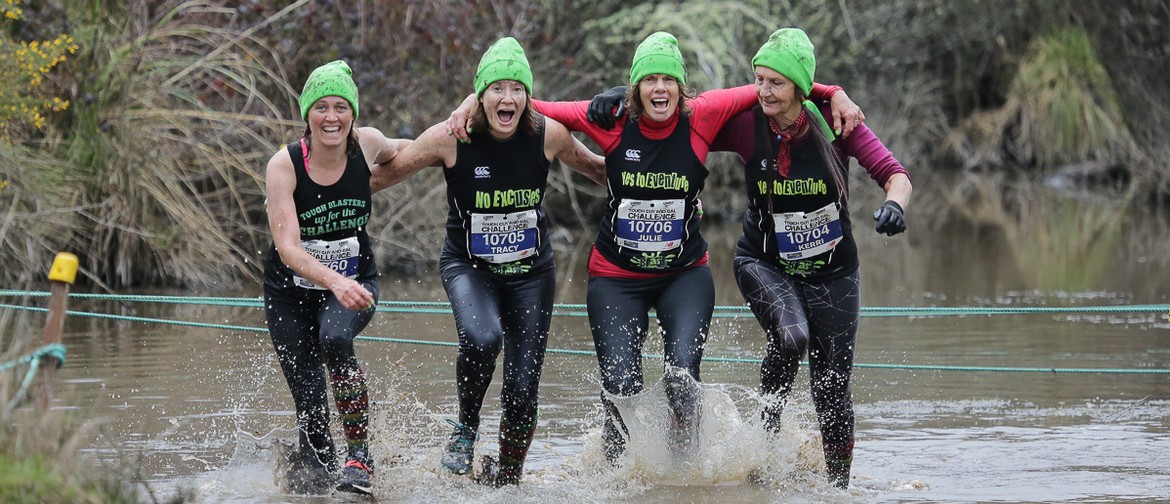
left=754, top=65, right=802, bottom=125
left=480, top=79, right=528, bottom=140
left=637, top=73, right=680, bottom=123
left=306, top=96, right=354, bottom=148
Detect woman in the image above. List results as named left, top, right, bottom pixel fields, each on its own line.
left=451, top=31, right=863, bottom=464
left=263, top=60, right=410, bottom=495
left=712, top=28, right=913, bottom=488
left=385, top=37, right=605, bottom=486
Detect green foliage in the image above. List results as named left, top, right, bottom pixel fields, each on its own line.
left=0, top=0, right=77, bottom=140
left=941, top=27, right=1140, bottom=172
left=2, top=0, right=1168, bottom=288
left=1011, top=28, right=1137, bottom=168
left=0, top=405, right=143, bottom=504
left=575, top=0, right=847, bottom=91
left=0, top=454, right=119, bottom=504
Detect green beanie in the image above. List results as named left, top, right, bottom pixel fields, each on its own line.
left=474, top=37, right=533, bottom=97
left=299, top=60, right=359, bottom=120
left=752, top=28, right=815, bottom=96
left=629, top=31, right=686, bottom=86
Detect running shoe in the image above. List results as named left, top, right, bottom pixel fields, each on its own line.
left=440, top=419, right=477, bottom=475
left=336, top=449, right=374, bottom=495
left=474, top=455, right=521, bottom=487
left=283, top=443, right=337, bottom=495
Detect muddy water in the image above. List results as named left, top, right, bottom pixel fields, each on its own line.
left=16, top=183, right=1170, bottom=503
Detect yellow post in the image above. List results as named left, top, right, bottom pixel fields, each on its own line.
left=34, top=252, right=78, bottom=413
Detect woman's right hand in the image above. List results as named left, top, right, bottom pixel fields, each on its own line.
left=444, top=93, right=478, bottom=143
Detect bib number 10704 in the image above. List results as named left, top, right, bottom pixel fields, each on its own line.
left=773, top=203, right=843, bottom=260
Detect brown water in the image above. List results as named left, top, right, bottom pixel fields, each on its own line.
left=6, top=180, right=1170, bottom=503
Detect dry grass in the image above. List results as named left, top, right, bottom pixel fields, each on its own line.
left=1, top=1, right=304, bottom=289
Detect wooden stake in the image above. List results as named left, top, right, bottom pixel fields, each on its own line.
left=34, top=252, right=78, bottom=413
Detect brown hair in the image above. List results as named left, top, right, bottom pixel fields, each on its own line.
left=624, top=81, right=694, bottom=123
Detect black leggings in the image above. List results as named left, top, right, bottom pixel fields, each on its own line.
left=440, top=256, right=555, bottom=431
left=587, top=265, right=714, bottom=439
left=733, top=255, right=859, bottom=447
left=265, top=280, right=379, bottom=464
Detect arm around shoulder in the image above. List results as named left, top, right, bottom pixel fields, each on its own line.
left=546, top=118, right=605, bottom=186
left=375, top=122, right=456, bottom=189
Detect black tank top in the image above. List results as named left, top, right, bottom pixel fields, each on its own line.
left=738, top=106, right=858, bottom=280
left=442, top=118, right=552, bottom=276
left=597, top=114, right=708, bottom=273
left=264, top=140, right=378, bottom=293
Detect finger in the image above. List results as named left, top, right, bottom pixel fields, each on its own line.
left=832, top=109, right=844, bottom=136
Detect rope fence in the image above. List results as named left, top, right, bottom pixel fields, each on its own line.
left=2, top=289, right=1167, bottom=318
left=2, top=291, right=1168, bottom=375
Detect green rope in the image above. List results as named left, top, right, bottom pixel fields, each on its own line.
left=0, top=343, right=67, bottom=372
left=1, top=302, right=1167, bottom=375
left=2, top=343, right=67, bottom=414
left=1, top=290, right=1166, bottom=318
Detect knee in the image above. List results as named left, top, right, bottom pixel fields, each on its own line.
left=459, top=329, right=503, bottom=362
left=766, top=327, right=807, bottom=354
left=319, top=330, right=354, bottom=357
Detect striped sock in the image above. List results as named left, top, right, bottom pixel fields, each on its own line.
left=497, top=414, right=538, bottom=480
left=823, top=438, right=854, bottom=488
left=330, top=368, right=369, bottom=454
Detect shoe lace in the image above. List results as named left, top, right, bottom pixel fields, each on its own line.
left=444, top=418, right=476, bottom=451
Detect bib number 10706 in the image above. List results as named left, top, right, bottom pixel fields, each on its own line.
left=615, top=199, right=685, bottom=252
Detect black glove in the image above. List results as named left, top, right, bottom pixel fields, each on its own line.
left=872, top=200, right=906, bottom=236
left=586, top=86, right=628, bottom=130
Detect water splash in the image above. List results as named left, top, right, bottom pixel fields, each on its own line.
left=603, top=367, right=832, bottom=488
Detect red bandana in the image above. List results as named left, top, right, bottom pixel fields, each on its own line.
left=767, top=109, right=808, bottom=177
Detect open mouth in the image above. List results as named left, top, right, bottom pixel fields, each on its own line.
left=651, top=98, right=670, bottom=111
left=322, top=125, right=343, bottom=134
left=496, top=109, right=515, bottom=125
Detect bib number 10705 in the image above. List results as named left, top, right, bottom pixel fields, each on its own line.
left=470, top=210, right=539, bottom=264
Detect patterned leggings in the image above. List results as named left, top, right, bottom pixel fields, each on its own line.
left=265, top=280, right=378, bottom=466
left=732, top=256, right=859, bottom=448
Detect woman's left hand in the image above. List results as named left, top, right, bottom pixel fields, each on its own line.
left=444, top=94, right=478, bottom=143
left=829, top=91, right=865, bottom=138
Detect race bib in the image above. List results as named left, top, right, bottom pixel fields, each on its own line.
left=773, top=202, right=843, bottom=260
left=615, top=199, right=685, bottom=251
left=470, top=210, right=538, bottom=264
left=293, top=236, right=360, bottom=290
